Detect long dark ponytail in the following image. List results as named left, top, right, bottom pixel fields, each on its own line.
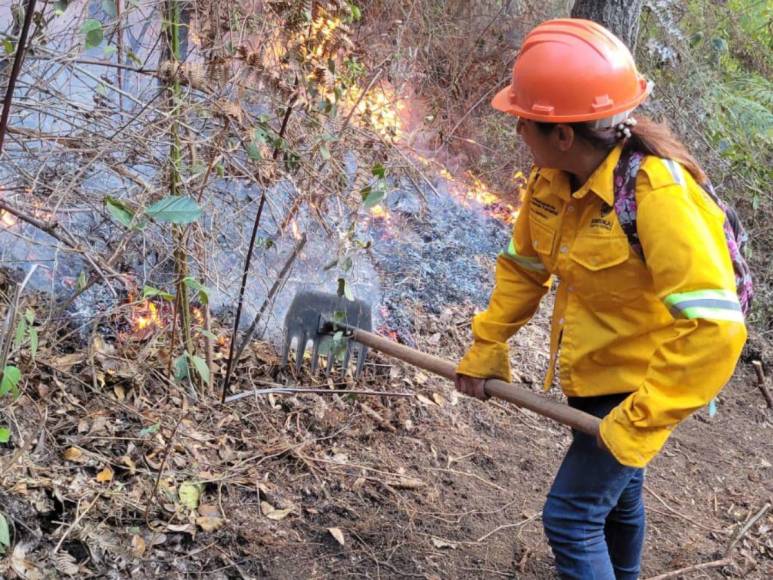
left=536, top=115, right=708, bottom=185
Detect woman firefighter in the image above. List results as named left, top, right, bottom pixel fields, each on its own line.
left=454, top=19, right=749, bottom=579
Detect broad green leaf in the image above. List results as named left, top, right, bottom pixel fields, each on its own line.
left=13, top=319, right=26, bottom=351
left=173, top=355, right=189, bottom=381
left=182, top=277, right=210, bottom=305
left=24, top=308, right=34, bottom=324
left=0, top=512, right=9, bottom=554
left=29, top=328, right=38, bottom=360
left=105, top=196, right=135, bottom=228
left=245, top=142, right=262, bottom=161
left=53, top=1, right=69, bottom=16
left=319, top=144, right=331, bottom=161
left=348, top=3, right=362, bottom=21
left=0, top=428, right=9, bottom=444
left=103, top=44, right=117, bottom=58
left=146, top=196, right=202, bottom=224
left=0, top=366, right=21, bottom=398
left=102, top=0, right=117, bottom=18
left=215, top=163, right=225, bottom=177
left=139, top=422, right=160, bottom=437
left=77, top=271, right=88, bottom=291
left=362, top=186, right=385, bottom=209
left=2, top=40, right=13, bottom=55
left=371, top=163, right=386, bottom=178
left=142, top=285, right=174, bottom=301
left=82, top=19, right=104, bottom=49
left=188, top=353, right=210, bottom=385
left=178, top=481, right=202, bottom=510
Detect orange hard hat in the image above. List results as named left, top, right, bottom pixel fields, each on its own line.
left=492, top=18, right=651, bottom=124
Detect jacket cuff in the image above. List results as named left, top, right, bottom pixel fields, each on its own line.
left=455, top=341, right=511, bottom=383
left=599, top=403, right=674, bottom=468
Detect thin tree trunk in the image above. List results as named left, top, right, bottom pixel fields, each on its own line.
left=571, top=0, right=644, bottom=51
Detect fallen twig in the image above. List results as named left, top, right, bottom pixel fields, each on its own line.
left=475, top=512, right=541, bottom=543
left=645, top=502, right=771, bottom=580
left=751, top=361, right=772, bottom=408
left=360, top=402, right=397, bottom=432
left=144, top=412, right=186, bottom=526
left=645, top=557, right=733, bottom=580
left=52, top=493, right=101, bottom=555
left=644, top=484, right=725, bottom=533
left=225, top=386, right=413, bottom=403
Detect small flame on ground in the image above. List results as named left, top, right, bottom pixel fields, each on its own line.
left=192, top=307, right=205, bottom=327
left=345, top=86, right=404, bottom=140
left=133, top=300, right=162, bottom=333
left=1, top=211, right=17, bottom=227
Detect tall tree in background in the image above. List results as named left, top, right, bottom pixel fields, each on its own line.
left=571, top=0, right=645, bottom=50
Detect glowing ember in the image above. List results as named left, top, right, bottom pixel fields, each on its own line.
left=1, top=211, right=17, bottom=227
left=132, top=300, right=163, bottom=333
left=192, top=307, right=205, bottom=326
left=438, top=168, right=522, bottom=225
left=345, top=86, right=404, bottom=140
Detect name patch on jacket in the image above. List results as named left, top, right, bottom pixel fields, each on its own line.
left=531, top=199, right=559, bottom=220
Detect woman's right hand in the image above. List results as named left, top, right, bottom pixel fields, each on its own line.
left=454, top=374, right=489, bottom=401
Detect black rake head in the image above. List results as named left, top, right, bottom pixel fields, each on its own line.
left=281, top=290, right=372, bottom=377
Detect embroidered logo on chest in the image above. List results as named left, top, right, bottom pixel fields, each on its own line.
left=531, top=198, right=559, bottom=221
left=590, top=217, right=613, bottom=230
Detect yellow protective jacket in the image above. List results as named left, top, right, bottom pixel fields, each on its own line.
left=456, top=144, right=747, bottom=467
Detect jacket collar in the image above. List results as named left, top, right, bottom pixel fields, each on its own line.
left=536, top=144, right=624, bottom=206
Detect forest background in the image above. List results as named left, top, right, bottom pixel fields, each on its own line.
left=0, top=0, right=770, bottom=578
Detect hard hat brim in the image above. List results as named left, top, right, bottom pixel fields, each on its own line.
left=491, top=78, right=652, bottom=123
left=491, top=86, right=516, bottom=115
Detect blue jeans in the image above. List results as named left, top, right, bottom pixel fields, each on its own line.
left=543, top=394, right=646, bottom=580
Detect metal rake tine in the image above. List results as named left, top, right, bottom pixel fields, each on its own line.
left=355, top=344, right=368, bottom=377
left=341, top=340, right=353, bottom=374
left=310, top=338, right=321, bottom=374
left=294, top=332, right=307, bottom=372
left=325, top=346, right=335, bottom=377
left=281, top=332, right=293, bottom=367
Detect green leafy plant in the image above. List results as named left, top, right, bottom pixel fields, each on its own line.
left=13, top=308, right=37, bottom=360
left=361, top=163, right=389, bottom=209
left=81, top=19, right=103, bottom=49
left=0, top=512, right=10, bottom=554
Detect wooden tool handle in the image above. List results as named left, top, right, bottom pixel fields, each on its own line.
left=351, top=328, right=601, bottom=436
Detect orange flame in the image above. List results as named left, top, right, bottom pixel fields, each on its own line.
left=132, top=300, right=163, bottom=334
left=192, top=306, right=205, bottom=326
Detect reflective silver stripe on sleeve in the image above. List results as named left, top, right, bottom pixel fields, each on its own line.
left=663, top=158, right=686, bottom=187
left=502, top=238, right=546, bottom=272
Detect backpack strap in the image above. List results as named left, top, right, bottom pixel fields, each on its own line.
left=612, top=146, right=646, bottom=261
